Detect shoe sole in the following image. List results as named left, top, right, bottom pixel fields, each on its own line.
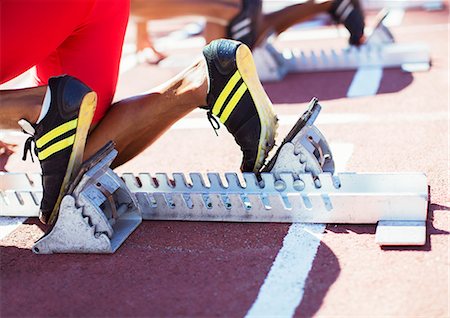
left=235, top=43, right=278, bottom=172
left=46, top=91, right=97, bottom=224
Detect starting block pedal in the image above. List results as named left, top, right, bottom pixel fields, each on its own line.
left=0, top=98, right=428, bottom=252
left=253, top=10, right=431, bottom=82
left=32, top=142, right=142, bottom=254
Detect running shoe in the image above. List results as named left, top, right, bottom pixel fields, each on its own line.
left=20, top=75, right=96, bottom=224
left=227, top=0, right=262, bottom=49
left=329, top=0, right=365, bottom=45
left=202, top=39, right=278, bottom=172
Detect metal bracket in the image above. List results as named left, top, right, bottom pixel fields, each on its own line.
left=31, top=142, right=142, bottom=254
left=253, top=11, right=431, bottom=82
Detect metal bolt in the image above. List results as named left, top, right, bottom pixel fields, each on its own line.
left=274, top=180, right=286, bottom=192
left=293, top=179, right=305, bottom=191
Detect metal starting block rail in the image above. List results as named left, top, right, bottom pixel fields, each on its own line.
left=361, top=0, right=444, bottom=11
left=253, top=10, right=431, bottom=82
left=0, top=99, right=428, bottom=253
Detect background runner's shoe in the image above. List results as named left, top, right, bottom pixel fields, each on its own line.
left=20, top=75, right=96, bottom=224
left=227, top=0, right=262, bottom=49
left=329, top=0, right=365, bottom=45
left=203, top=39, right=278, bottom=172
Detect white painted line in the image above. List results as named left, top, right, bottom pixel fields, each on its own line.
left=169, top=111, right=447, bottom=131
left=278, top=27, right=348, bottom=42
left=0, top=217, right=26, bottom=241
left=383, top=9, right=405, bottom=27
left=1, top=111, right=446, bottom=140
left=245, top=223, right=326, bottom=318
left=171, top=114, right=369, bottom=131
left=331, top=143, right=354, bottom=172
left=245, top=143, right=353, bottom=318
left=347, top=67, right=383, bottom=98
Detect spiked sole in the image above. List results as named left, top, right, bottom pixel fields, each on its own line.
left=235, top=44, right=278, bottom=172
left=46, top=91, right=97, bottom=224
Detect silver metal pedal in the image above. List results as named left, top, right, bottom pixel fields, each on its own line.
left=32, top=142, right=142, bottom=254
left=263, top=97, right=334, bottom=177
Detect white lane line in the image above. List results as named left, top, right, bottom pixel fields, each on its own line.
left=347, top=67, right=383, bottom=98
left=245, top=143, right=353, bottom=318
left=1, top=111, right=447, bottom=139
left=0, top=217, right=26, bottom=241
left=382, top=9, right=405, bottom=27
left=246, top=223, right=326, bottom=318
left=171, top=114, right=368, bottom=131
left=169, top=111, right=447, bottom=131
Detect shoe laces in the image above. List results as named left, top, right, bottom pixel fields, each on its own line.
left=206, top=110, right=220, bottom=136
left=18, top=119, right=37, bottom=162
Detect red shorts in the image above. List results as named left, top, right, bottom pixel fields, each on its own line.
left=0, top=0, right=130, bottom=124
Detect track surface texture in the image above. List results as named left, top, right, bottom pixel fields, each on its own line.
left=1, top=5, right=449, bottom=318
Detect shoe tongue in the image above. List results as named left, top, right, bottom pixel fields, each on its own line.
left=18, top=119, right=35, bottom=135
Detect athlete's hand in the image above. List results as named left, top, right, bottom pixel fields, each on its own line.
left=0, top=140, right=17, bottom=156
left=0, top=140, right=17, bottom=172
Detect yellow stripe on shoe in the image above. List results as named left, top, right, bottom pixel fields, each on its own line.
left=212, top=70, right=241, bottom=115
left=36, top=119, right=78, bottom=148
left=38, top=134, right=76, bottom=160
left=220, top=82, right=248, bottom=123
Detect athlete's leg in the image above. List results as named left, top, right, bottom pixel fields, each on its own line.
left=0, top=0, right=95, bottom=84
left=257, top=0, right=333, bottom=45
left=85, top=59, right=208, bottom=167
left=135, top=20, right=167, bottom=64
left=258, top=0, right=365, bottom=46
left=86, top=39, right=278, bottom=172
left=0, top=87, right=46, bottom=129
left=131, top=0, right=240, bottom=56
left=0, top=1, right=126, bottom=224
left=131, top=0, right=240, bottom=22
left=35, top=0, right=130, bottom=124
left=1, top=0, right=129, bottom=126
left=0, top=0, right=95, bottom=129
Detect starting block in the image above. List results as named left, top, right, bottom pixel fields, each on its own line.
left=33, top=143, right=142, bottom=254
left=253, top=10, right=431, bottom=82
left=0, top=98, right=428, bottom=253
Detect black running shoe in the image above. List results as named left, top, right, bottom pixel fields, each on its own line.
left=329, top=0, right=365, bottom=45
left=227, top=0, right=262, bottom=49
left=202, top=39, right=278, bottom=172
left=20, top=75, right=96, bottom=224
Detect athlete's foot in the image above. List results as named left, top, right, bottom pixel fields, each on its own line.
left=202, top=39, right=278, bottom=173
left=227, top=0, right=262, bottom=49
left=19, top=75, right=97, bottom=224
left=329, top=0, right=365, bottom=45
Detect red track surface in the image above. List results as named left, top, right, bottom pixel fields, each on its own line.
left=1, top=7, right=449, bottom=318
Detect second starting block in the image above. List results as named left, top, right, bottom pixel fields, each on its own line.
left=253, top=10, right=431, bottom=81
